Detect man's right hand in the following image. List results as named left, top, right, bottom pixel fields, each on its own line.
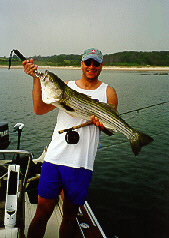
left=22, top=58, right=38, bottom=78
left=91, top=115, right=104, bottom=129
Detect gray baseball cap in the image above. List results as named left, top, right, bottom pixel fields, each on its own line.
left=82, top=48, right=103, bottom=63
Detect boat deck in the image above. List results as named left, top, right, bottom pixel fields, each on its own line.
left=25, top=192, right=62, bottom=237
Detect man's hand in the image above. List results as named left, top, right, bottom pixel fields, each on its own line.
left=91, top=115, right=114, bottom=136
left=91, top=115, right=104, bottom=129
left=22, top=58, right=38, bottom=78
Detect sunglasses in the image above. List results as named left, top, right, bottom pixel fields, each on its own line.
left=84, top=59, right=101, bottom=67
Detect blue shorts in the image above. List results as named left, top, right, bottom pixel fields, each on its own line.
left=38, top=161, right=92, bottom=205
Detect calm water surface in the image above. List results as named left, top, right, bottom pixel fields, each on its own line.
left=0, top=68, right=169, bottom=238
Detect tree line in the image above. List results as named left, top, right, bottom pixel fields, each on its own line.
left=103, top=51, right=169, bottom=66
left=0, top=51, right=168, bottom=67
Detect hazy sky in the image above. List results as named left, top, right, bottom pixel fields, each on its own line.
left=1, top=0, right=168, bottom=57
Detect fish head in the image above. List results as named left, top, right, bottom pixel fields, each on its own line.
left=39, top=70, right=64, bottom=104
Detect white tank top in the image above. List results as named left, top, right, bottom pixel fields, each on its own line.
left=44, top=81, right=108, bottom=171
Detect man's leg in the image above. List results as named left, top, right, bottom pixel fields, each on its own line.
left=59, top=197, right=79, bottom=238
left=59, top=166, right=92, bottom=237
left=27, top=195, right=58, bottom=238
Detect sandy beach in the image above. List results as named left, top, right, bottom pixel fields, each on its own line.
left=1, top=65, right=169, bottom=71
left=103, top=66, right=169, bottom=71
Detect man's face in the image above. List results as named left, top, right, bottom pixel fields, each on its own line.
left=81, top=59, right=103, bottom=81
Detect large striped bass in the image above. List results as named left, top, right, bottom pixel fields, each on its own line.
left=38, top=70, right=154, bottom=156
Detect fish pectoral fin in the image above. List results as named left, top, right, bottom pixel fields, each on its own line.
left=60, top=102, right=75, bottom=112
left=101, top=127, right=115, bottom=136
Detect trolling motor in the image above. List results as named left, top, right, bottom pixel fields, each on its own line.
left=13, top=123, right=24, bottom=150
left=0, top=121, right=24, bottom=154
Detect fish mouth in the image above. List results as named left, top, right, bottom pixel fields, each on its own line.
left=38, top=70, right=49, bottom=81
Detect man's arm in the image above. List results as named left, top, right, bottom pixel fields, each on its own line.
left=91, top=85, right=118, bottom=128
left=106, top=86, right=118, bottom=109
left=22, top=59, right=55, bottom=115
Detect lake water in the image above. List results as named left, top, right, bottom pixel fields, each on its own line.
left=0, top=68, right=169, bottom=238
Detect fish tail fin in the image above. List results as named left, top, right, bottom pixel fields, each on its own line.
left=129, top=130, right=154, bottom=156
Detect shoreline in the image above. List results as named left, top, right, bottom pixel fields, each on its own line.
left=1, top=65, right=169, bottom=71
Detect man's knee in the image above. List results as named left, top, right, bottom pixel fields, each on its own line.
left=35, top=196, right=57, bottom=221
left=35, top=204, right=51, bottom=222
left=62, top=197, right=79, bottom=221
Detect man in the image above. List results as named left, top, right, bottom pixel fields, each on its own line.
left=22, top=48, right=118, bottom=238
